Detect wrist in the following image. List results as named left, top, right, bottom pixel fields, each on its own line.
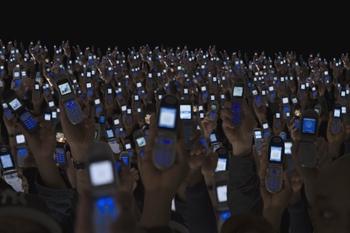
left=263, top=207, right=282, bottom=232
left=70, top=146, right=89, bottom=163
left=231, top=144, right=252, bottom=158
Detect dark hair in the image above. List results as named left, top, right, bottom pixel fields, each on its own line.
left=220, top=214, right=277, bottom=233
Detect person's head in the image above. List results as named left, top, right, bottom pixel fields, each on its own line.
left=313, top=153, right=350, bottom=233
left=220, top=214, right=277, bottom=233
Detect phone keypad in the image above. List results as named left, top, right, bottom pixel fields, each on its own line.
left=231, top=103, right=242, bottom=125
left=107, top=95, right=113, bottom=104
left=184, top=125, right=193, bottom=144
left=20, top=113, right=39, bottom=132
left=266, top=167, right=283, bottom=193
left=332, top=121, right=341, bottom=134
left=65, top=101, right=83, bottom=124
left=144, top=130, right=149, bottom=141
left=155, top=138, right=173, bottom=165
left=55, top=148, right=66, bottom=166
left=295, top=119, right=300, bottom=129
left=94, top=197, right=118, bottom=233
left=210, top=111, right=216, bottom=121
left=298, top=142, right=316, bottom=167
left=17, top=148, right=27, bottom=167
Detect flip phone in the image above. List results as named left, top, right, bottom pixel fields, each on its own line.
left=105, top=124, right=120, bottom=154
left=279, top=132, right=287, bottom=140
left=55, top=72, right=83, bottom=125
left=294, top=103, right=301, bottom=129
left=6, top=95, right=40, bottom=134
left=265, top=136, right=285, bottom=194
left=0, top=146, right=24, bottom=192
left=252, top=86, right=262, bottom=107
left=298, top=109, right=319, bottom=168
left=119, top=151, right=130, bottom=166
left=275, top=112, right=281, bottom=129
left=15, top=127, right=28, bottom=168
left=13, top=67, right=21, bottom=91
left=86, top=142, right=119, bottom=233
left=281, top=93, right=290, bottom=120
left=133, top=94, right=140, bottom=111
left=201, top=85, right=208, bottom=104
left=94, top=99, right=102, bottom=118
left=254, top=128, right=263, bottom=154
left=314, top=104, right=321, bottom=117
left=279, top=76, right=285, bottom=91
left=261, top=119, right=270, bottom=141
left=126, top=107, right=133, bottom=125
left=299, top=83, right=306, bottom=101
left=55, top=122, right=66, bottom=168
left=210, top=101, right=218, bottom=121
left=332, top=103, right=342, bottom=134
left=43, top=108, right=52, bottom=121
left=133, top=130, right=146, bottom=160
left=213, top=148, right=229, bottom=211
left=210, top=130, right=220, bottom=152
left=123, top=139, right=133, bottom=157
left=153, top=94, right=179, bottom=170
left=34, top=82, right=40, bottom=100
left=231, top=77, right=245, bottom=127
left=2, top=101, right=13, bottom=120
left=180, top=99, right=194, bottom=150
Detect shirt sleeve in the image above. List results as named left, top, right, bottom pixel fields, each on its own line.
left=34, top=171, right=75, bottom=224
left=227, top=153, right=263, bottom=216
left=184, top=176, right=218, bottom=233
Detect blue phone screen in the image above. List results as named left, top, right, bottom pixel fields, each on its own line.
left=121, top=156, right=129, bottom=165
left=302, top=118, right=316, bottom=134
left=99, top=116, right=105, bottom=123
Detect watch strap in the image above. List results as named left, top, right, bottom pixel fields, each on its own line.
left=73, top=161, right=85, bottom=170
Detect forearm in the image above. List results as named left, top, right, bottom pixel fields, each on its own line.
left=203, top=174, right=216, bottom=210
left=329, top=141, right=341, bottom=158
left=263, top=208, right=282, bottom=233
left=70, top=146, right=89, bottom=195
left=6, top=128, right=16, bottom=149
left=140, top=191, right=172, bottom=229
left=35, top=157, right=68, bottom=190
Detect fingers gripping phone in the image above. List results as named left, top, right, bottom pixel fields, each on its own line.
left=55, top=72, right=83, bottom=125
left=13, top=67, right=21, bottom=91
left=85, top=142, right=119, bottom=233
left=231, top=77, right=245, bottom=127
left=279, top=132, right=287, bottom=140
left=15, top=127, right=28, bottom=168
left=133, top=130, right=146, bottom=160
left=7, top=94, right=40, bottom=134
left=210, top=100, right=218, bottom=121
left=332, top=103, right=342, bottom=134
left=0, top=145, right=24, bottom=192
left=153, top=94, right=180, bottom=170
left=253, top=128, right=264, bottom=156
left=265, top=136, right=285, bottom=194
left=298, top=109, right=319, bottom=168
left=213, top=148, right=229, bottom=211
left=105, top=124, right=120, bottom=154
left=2, top=100, right=13, bottom=120
left=210, top=130, right=221, bottom=152
left=55, top=122, right=67, bottom=168
left=180, top=99, right=194, bottom=150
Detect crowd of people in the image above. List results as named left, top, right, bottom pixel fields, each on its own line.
left=0, top=39, right=349, bottom=233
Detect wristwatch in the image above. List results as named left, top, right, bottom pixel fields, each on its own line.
left=73, top=160, right=85, bottom=170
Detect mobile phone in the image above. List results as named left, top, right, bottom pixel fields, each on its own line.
left=209, top=130, right=221, bottom=152
left=43, top=108, right=52, bottom=121
left=281, top=94, right=290, bottom=120
left=119, top=151, right=130, bottom=166
left=85, top=142, right=119, bottom=233
left=213, top=147, right=229, bottom=211
left=215, top=147, right=229, bottom=172
left=133, top=130, right=146, bottom=159
left=105, top=124, right=120, bottom=154
left=55, top=122, right=66, bottom=168
left=332, top=103, right=342, bottom=134
left=254, top=128, right=263, bottom=155
left=231, top=77, right=246, bottom=126
left=55, top=72, right=83, bottom=125
left=180, top=99, right=194, bottom=150
left=262, top=119, right=270, bottom=141
left=123, top=139, right=133, bottom=157
left=94, top=99, right=102, bottom=118
left=34, top=82, right=40, bottom=100
left=299, top=110, right=319, bottom=167
left=293, top=103, right=301, bottom=129
left=6, top=95, right=40, bottom=134
left=252, top=86, right=262, bottom=108
left=47, top=96, right=55, bottom=109
left=265, top=136, right=285, bottom=193
left=153, top=95, right=179, bottom=170
left=99, top=114, right=106, bottom=124
left=15, top=127, right=28, bottom=168
left=201, top=85, right=208, bottom=103
left=126, top=107, right=132, bottom=125
left=94, top=124, right=100, bottom=143
left=314, top=104, right=321, bottom=117
left=2, top=101, right=13, bottom=120
left=13, top=67, right=21, bottom=91
left=210, top=101, right=218, bottom=121
left=0, top=145, right=24, bottom=192
left=275, top=112, right=281, bottom=129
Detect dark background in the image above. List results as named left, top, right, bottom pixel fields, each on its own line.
left=2, top=4, right=345, bottom=63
